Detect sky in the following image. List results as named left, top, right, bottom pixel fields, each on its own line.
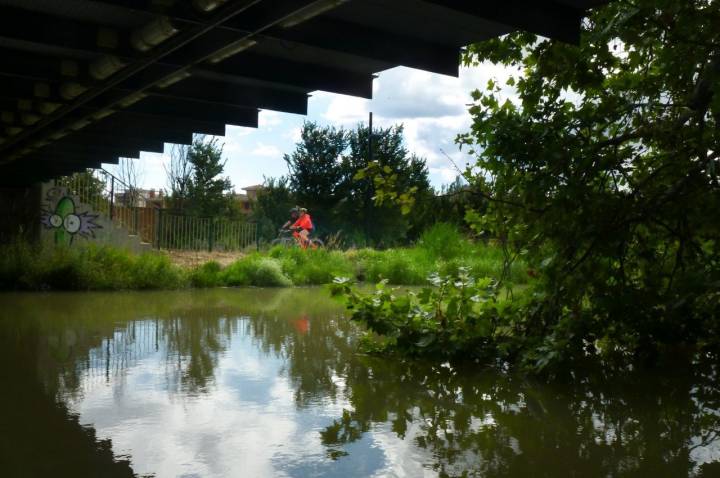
left=104, top=61, right=515, bottom=193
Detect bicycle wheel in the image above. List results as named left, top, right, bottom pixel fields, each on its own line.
left=309, top=238, right=324, bottom=249
left=271, top=238, right=295, bottom=247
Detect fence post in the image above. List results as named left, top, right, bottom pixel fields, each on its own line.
left=208, top=218, right=215, bottom=252
left=156, top=208, right=163, bottom=250
left=255, top=223, right=259, bottom=251
left=109, top=176, right=115, bottom=221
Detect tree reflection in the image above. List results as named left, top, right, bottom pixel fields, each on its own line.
left=1, top=289, right=348, bottom=399
left=318, top=355, right=720, bottom=477
left=245, top=300, right=358, bottom=407
left=0, top=310, right=141, bottom=477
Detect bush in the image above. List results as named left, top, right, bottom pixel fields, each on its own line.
left=418, top=222, right=467, bottom=260
left=359, top=248, right=433, bottom=285
left=222, top=255, right=291, bottom=287
left=437, top=244, right=528, bottom=285
left=330, top=269, right=522, bottom=361
left=268, top=246, right=354, bottom=285
left=131, top=253, right=186, bottom=289
left=0, top=243, right=30, bottom=289
left=190, top=261, right=224, bottom=288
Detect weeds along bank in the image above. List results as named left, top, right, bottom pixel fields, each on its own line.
left=0, top=226, right=528, bottom=291
left=0, top=243, right=187, bottom=291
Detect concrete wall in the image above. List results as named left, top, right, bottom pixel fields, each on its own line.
left=0, top=184, right=42, bottom=243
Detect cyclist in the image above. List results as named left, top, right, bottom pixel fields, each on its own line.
left=280, top=207, right=300, bottom=231
left=290, top=207, right=314, bottom=248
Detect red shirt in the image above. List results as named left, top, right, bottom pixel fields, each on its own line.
left=293, top=214, right=313, bottom=231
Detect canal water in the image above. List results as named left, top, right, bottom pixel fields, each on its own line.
left=0, top=288, right=718, bottom=477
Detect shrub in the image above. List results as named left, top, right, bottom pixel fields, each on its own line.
left=0, top=243, right=31, bottom=289
left=190, top=261, right=224, bottom=288
left=222, top=255, right=291, bottom=287
left=131, top=253, right=186, bottom=289
left=360, top=248, right=432, bottom=285
left=269, top=246, right=354, bottom=285
left=0, top=243, right=187, bottom=291
left=79, top=244, right=133, bottom=289
left=330, top=269, right=521, bottom=360
left=418, top=222, right=467, bottom=260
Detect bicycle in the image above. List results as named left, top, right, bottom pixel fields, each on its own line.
left=270, top=228, right=324, bottom=249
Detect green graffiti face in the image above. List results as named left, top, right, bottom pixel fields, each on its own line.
left=42, top=191, right=101, bottom=245
left=53, top=197, right=76, bottom=245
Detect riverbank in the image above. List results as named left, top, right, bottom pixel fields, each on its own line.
left=0, top=229, right=528, bottom=291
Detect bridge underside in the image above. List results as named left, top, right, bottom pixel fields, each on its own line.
left=0, top=0, right=607, bottom=186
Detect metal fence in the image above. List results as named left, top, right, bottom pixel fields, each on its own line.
left=54, top=168, right=257, bottom=251
left=157, top=210, right=257, bottom=251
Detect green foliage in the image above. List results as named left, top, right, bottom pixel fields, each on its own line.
left=453, top=0, right=720, bottom=367
left=0, top=243, right=185, bottom=291
left=267, top=246, right=354, bottom=285
left=180, top=136, right=237, bottom=218
left=418, top=222, right=466, bottom=260
left=331, top=270, right=521, bottom=361
left=354, top=161, right=417, bottom=215
left=339, top=123, right=432, bottom=245
left=189, top=261, right=224, bottom=288
left=285, top=122, right=348, bottom=229
left=221, top=255, right=292, bottom=287
left=252, top=177, right=295, bottom=242
left=0, top=226, right=523, bottom=291
left=430, top=177, right=485, bottom=231
left=351, top=248, right=432, bottom=285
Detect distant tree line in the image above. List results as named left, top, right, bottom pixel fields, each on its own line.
left=252, top=121, right=485, bottom=247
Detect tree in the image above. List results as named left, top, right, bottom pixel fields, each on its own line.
left=284, top=122, right=348, bottom=233
left=280, top=121, right=431, bottom=246
left=456, top=0, right=720, bottom=365
left=117, top=157, right=143, bottom=207
left=185, top=137, right=235, bottom=217
left=428, top=177, right=486, bottom=233
left=339, top=124, right=431, bottom=245
left=252, top=177, right=295, bottom=242
left=165, top=143, right=193, bottom=210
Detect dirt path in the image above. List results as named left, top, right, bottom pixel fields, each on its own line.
left=162, top=249, right=244, bottom=268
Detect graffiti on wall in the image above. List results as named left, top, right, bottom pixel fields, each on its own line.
left=41, top=187, right=101, bottom=245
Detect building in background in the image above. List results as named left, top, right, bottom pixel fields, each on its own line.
left=114, top=189, right=167, bottom=208
left=234, top=185, right=264, bottom=215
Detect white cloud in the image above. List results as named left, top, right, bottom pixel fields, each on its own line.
left=258, top=110, right=283, bottom=128
left=320, top=92, right=369, bottom=125
left=286, top=126, right=302, bottom=143
left=251, top=143, right=282, bottom=158
left=430, top=166, right=460, bottom=184
left=371, top=68, right=466, bottom=119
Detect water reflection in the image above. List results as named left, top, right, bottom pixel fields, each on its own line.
left=0, top=289, right=718, bottom=477
left=320, top=357, right=720, bottom=477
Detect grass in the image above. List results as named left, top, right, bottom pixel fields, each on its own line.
left=0, top=243, right=186, bottom=291
left=221, top=255, right=292, bottom=287
left=0, top=224, right=530, bottom=291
